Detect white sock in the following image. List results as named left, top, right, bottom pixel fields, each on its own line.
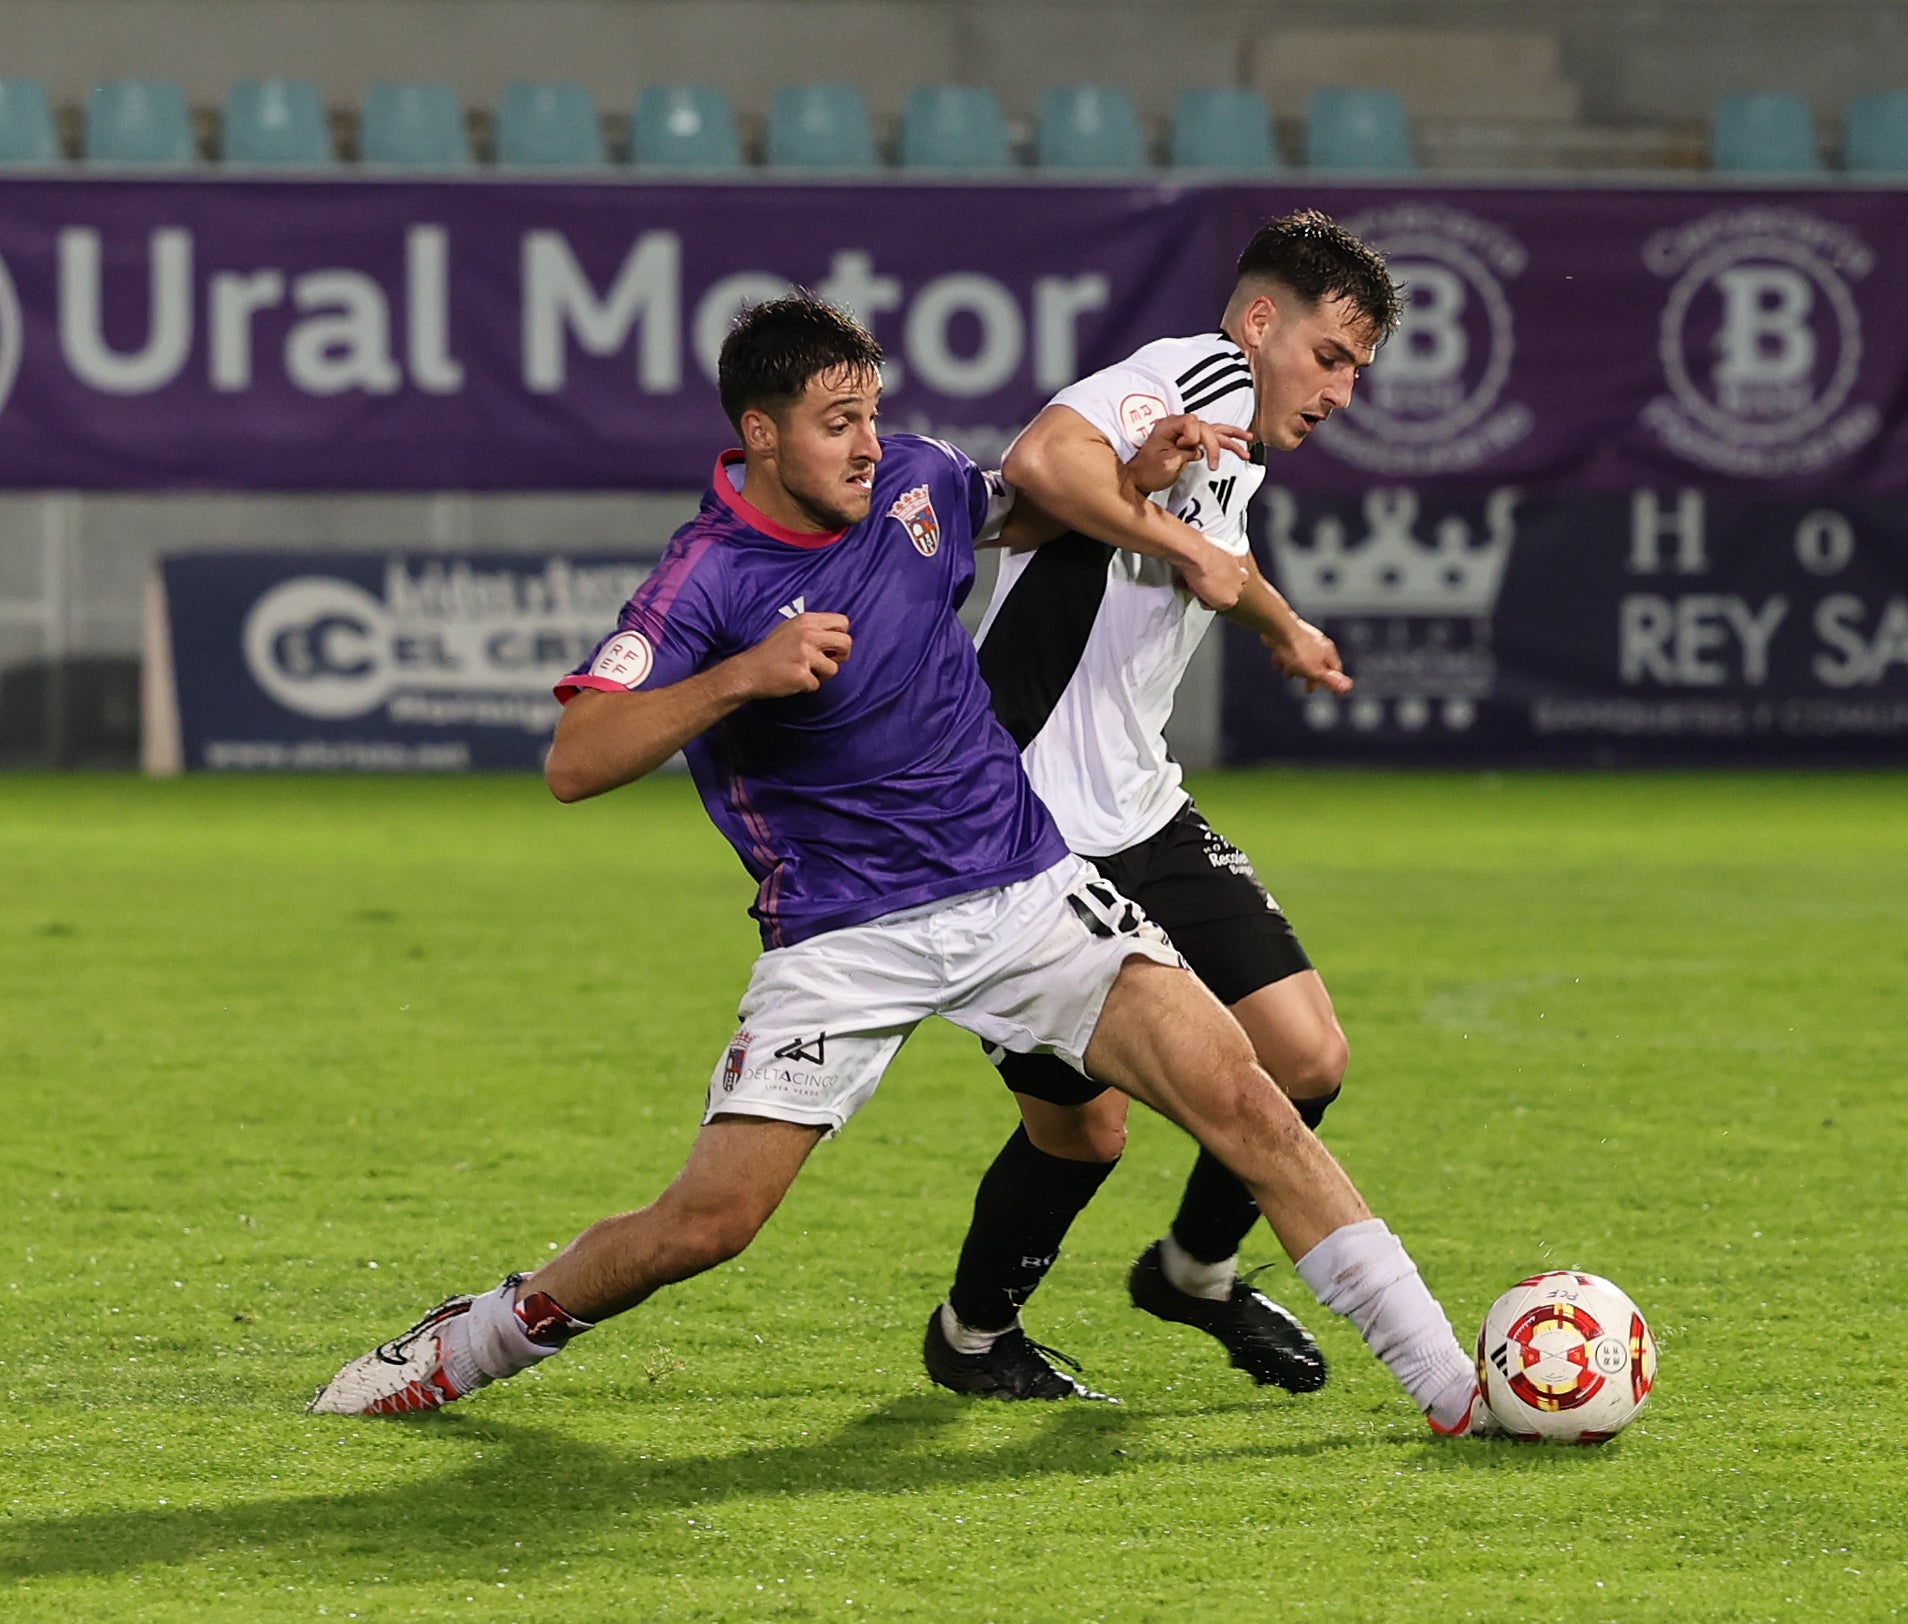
left=939, top=1301, right=1010, bottom=1354
left=1295, top=1219, right=1476, bottom=1428
left=462, top=1278, right=568, bottom=1384
left=1159, top=1232, right=1237, bottom=1302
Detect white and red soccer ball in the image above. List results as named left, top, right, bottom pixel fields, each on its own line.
left=1477, top=1270, right=1657, bottom=1443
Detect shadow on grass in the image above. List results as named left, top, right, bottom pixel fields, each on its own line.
left=1, top=1394, right=1137, bottom=1582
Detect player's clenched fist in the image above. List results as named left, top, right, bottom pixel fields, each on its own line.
left=743, top=612, right=853, bottom=696
left=1176, top=540, right=1249, bottom=612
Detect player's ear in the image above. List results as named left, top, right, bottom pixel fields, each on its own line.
left=740, top=405, right=778, bottom=457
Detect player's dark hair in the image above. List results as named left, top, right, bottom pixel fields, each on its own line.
left=718, top=295, right=885, bottom=432
left=1234, top=209, right=1402, bottom=339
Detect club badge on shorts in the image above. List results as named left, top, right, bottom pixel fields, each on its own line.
left=721, top=1031, right=751, bottom=1093
left=888, top=485, right=941, bottom=557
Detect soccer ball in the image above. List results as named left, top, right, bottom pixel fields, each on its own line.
left=1476, top=1271, right=1657, bottom=1443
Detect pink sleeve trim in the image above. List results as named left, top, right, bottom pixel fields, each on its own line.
left=553, top=673, right=628, bottom=704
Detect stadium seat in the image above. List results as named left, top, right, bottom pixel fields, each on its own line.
left=1843, top=90, right=1908, bottom=174
left=1036, top=85, right=1147, bottom=170
left=1172, top=87, right=1277, bottom=172
left=359, top=81, right=471, bottom=168
left=632, top=85, right=742, bottom=169
left=85, top=79, right=197, bottom=165
left=495, top=81, right=606, bottom=167
left=1711, top=92, right=1820, bottom=173
left=767, top=84, right=878, bottom=170
left=221, top=78, right=334, bottom=165
left=1304, top=88, right=1412, bottom=172
left=0, top=78, right=60, bottom=164
left=900, top=85, right=1013, bottom=171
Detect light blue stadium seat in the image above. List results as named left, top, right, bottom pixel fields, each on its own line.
left=1305, top=87, right=1412, bottom=171
left=1037, top=85, right=1147, bottom=170
left=1843, top=90, right=1908, bottom=174
left=632, top=85, right=742, bottom=169
left=1172, top=87, right=1277, bottom=171
left=900, top=85, right=1012, bottom=171
left=0, top=78, right=60, bottom=164
left=1711, top=92, right=1820, bottom=173
left=222, top=78, right=334, bottom=165
left=360, top=81, right=470, bottom=168
left=496, top=81, right=605, bottom=167
left=86, top=79, right=196, bottom=165
left=768, top=84, right=877, bottom=170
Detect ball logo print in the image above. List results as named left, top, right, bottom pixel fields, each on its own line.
left=1642, top=208, right=1879, bottom=476
left=1317, top=205, right=1532, bottom=475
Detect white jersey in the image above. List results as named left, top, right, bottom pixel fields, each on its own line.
left=975, top=332, right=1265, bottom=856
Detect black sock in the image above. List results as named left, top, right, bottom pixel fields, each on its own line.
left=1169, top=1086, right=1343, bottom=1265
left=947, top=1126, right=1118, bottom=1333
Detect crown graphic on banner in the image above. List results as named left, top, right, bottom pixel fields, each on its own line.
left=1263, top=487, right=1519, bottom=618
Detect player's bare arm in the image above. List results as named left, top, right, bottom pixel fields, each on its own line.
left=546, top=613, right=852, bottom=801
left=1002, top=403, right=1248, bottom=611
left=1223, top=552, right=1352, bottom=696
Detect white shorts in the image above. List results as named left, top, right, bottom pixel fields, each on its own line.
left=704, top=855, right=1183, bottom=1133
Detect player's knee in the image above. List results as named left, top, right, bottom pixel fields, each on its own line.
left=1281, top=1027, right=1349, bottom=1101
left=1032, top=1110, right=1126, bottom=1163
left=657, top=1192, right=768, bottom=1274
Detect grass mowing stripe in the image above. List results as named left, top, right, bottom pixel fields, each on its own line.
left=2, top=770, right=1904, bottom=1621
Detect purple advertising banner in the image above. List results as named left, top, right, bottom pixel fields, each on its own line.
left=0, top=177, right=1222, bottom=489
left=0, top=178, right=1902, bottom=494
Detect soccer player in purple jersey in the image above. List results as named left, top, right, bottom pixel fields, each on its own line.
left=309, top=295, right=1499, bottom=1439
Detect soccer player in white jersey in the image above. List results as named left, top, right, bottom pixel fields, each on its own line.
left=923, top=211, right=1399, bottom=1403
left=309, top=294, right=1497, bottom=1440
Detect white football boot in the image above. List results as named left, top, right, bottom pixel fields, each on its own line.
left=308, top=1292, right=492, bottom=1417
left=1426, top=1383, right=1510, bottom=1439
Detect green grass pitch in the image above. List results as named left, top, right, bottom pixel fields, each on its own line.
left=3, top=768, right=1906, bottom=1621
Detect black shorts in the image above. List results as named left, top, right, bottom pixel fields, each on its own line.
left=992, top=800, right=1313, bottom=1107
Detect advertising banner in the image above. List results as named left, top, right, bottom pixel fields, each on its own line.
left=0, top=177, right=1220, bottom=490
left=1225, top=490, right=1908, bottom=762
left=148, top=551, right=651, bottom=771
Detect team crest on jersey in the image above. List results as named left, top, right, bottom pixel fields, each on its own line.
left=589, top=629, right=654, bottom=688
left=888, top=484, right=941, bottom=556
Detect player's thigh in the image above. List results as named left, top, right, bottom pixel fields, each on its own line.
left=1014, top=1088, right=1131, bottom=1163
left=1229, top=970, right=1348, bottom=1100
left=1083, top=956, right=1285, bottom=1143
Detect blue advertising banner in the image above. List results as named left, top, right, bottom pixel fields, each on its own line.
left=151, top=551, right=653, bottom=771
left=1226, top=490, right=1908, bottom=762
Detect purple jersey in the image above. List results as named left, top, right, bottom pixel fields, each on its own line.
left=560, top=434, right=1068, bottom=949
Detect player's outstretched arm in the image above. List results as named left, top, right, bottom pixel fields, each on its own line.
left=1223, top=553, right=1352, bottom=696
left=547, top=613, right=852, bottom=801
left=1002, top=404, right=1247, bottom=611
